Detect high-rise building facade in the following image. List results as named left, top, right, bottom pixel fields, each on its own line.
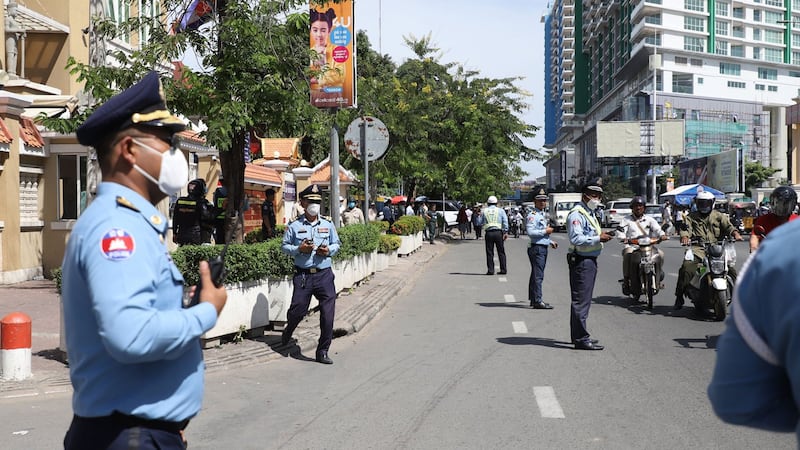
left=546, top=0, right=799, bottom=192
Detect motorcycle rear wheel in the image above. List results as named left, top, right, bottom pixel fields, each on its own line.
left=646, top=275, right=655, bottom=310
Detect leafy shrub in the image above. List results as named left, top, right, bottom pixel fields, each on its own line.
left=370, top=220, right=390, bottom=232
left=333, top=223, right=381, bottom=261
left=51, top=267, right=62, bottom=295
left=388, top=215, right=425, bottom=235
left=173, top=239, right=294, bottom=286
left=244, top=225, right=286, bottom=244
left=378, top=234, right=401, bottom=253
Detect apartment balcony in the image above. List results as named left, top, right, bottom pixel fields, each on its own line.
left=631, top=20, right=660, bottom=42
left=563, top=46, right=575, bottom=57
left=631, top=0, right=663, bottom=22
left=561, top=76, right=575, bottom=88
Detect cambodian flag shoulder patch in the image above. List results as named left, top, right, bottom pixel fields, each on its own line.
left=100, top=228, right=136, bottom=261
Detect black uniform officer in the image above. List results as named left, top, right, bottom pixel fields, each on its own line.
left=172, top=178, right=217, bottom=245
left=261, top=188, right=277, bottom=239
left=280, top=184, right=342, bottom=364
left=212, top=184, right=227, bottom=243
left=566, top=179, right=612, bottom=350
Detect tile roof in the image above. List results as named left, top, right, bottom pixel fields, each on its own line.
left=244, top=163, right=282, bottom=186
left=0, top=119, right=13, bottom=145
left=258, top=137, right=301, bottom=163
left=19, top=118, right=44, bottom=148
left=309, top=157, right=358, bottom=184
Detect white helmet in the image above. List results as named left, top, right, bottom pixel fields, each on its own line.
left=487, top=195, right=498, bottom=205
left=695, top=191, right=715, bottom=214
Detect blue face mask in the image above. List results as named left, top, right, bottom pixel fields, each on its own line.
left=348, top=202, right=356, bottom=209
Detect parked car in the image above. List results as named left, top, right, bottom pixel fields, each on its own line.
left=644, top=204, right=662, bottom=224
left=604, top=199, right=632, bottom=228
left=425, top=199, right=461, bottom=230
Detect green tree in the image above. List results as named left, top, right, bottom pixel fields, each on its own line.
left=745, top=161, right=780, bottom=192
left=600, top=175, right=635, bottom=203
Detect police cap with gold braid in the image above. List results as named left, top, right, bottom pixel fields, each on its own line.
left=76, top=71, right=186, bottom=148
left=299, top=184, right=323, bottom=202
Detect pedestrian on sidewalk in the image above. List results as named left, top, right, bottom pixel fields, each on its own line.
left=483, top=195, right=508, bottom=275
left=526, top=187, right=556, bottom=310
left=457, top=205, right=469, bottom=239
left=566, top=179, right=612, bottom=350
left=62, top=71, right=228, bottom=449
left=281, top=184, right=341, bottom=364
left=425, top=202, right=439, bottom=244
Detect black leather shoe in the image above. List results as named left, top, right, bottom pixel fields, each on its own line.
left=486, top=271, right=494, bottom=275
left=498, top=271, right=507, bottom=275
left=621, top=278, right=630, bottom=296
left=589, top=339, right=599, bottom=344
left=532, top=302, right=554, bottom=310
left=316, top=351, right=333, bottom=365
left=281, top=330, right=293, bottom=346
left=674, top=296, right=684, bottom=310
left=574, top=341, right=604, bottom=351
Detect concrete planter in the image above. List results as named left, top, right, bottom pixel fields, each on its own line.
left=203, top=277, right=293, bottom=340
left=388, top=249, right=399, bottom=266
left=375, top=252, right=389, bottom=271
left=398, top=231, right=423, bottom=256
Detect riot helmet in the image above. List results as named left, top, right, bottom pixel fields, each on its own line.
left=188, top=178, right=206, bottom=197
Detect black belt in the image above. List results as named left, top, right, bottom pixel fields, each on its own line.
left=294, top=266, right=330, bottom=274
left=75, top=412, right=189, bottom=433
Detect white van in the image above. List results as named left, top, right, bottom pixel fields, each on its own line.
left=547, top=193, right=583, bottom=231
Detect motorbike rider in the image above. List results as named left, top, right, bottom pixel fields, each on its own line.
left=675, top=190, right=743, bottom=310
left=617, top=196, right=667, bottom=297
left=749, top=186, right=799, bottom=252
left=510, top=207, right=524, bottom=235
left=172, top=178, right=218, bottom=245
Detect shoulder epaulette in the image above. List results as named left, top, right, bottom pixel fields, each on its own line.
left=116, top=196, right=140, bottom=212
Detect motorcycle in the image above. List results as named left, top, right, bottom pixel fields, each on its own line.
left=511, top=215, right=523, bottom=238
left=682, top=237, right=737, bottom=321
left=622, top=235, right=664, bottom=310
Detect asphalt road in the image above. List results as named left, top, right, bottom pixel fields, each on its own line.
left=0, top=232, right=794, bottom=449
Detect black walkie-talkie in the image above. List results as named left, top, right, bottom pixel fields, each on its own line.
left=185, top=208, right=241, bottom=308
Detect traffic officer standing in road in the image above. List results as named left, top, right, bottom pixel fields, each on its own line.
left=281, top=184, right=341, bottom=364
left=483, top=195, right=509, bottom=275
left=567, top=179, right=612, bottom=350
left=526, top=187, right=556, bottom=309
left=62, top=71, right=228, bottom=449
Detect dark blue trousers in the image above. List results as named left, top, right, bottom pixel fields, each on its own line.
left=64, top=415, right=186, bottom=450
left=527, top=245, right=548, bottom=304
left=569, top=256, right=597, bottom=343
left=485, top=229, right=507, bottom=273
left=286, top=268, right=337, bottom=352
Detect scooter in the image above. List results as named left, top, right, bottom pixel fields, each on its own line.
left=623, top=235, right=664, bottom=310
left=682, top=237, right=737, bottom=321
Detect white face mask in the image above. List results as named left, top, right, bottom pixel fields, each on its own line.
left=306, top=203, right=321, bottom=217
left=132, top=138, right=188, bottom=196
left=587, top=198, right=601, bottom=211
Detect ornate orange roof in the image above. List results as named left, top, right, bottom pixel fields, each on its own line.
left=258, top=137, right=301, bottom=164
left=0, top=119, right=13, bottom=144
left=19, top=118, right=44, bottom=148
left=176, top=129, right=205, bottom=144
left=309, top=158, right=358, bottom=185
left=244, top=163, right=281, bottom=186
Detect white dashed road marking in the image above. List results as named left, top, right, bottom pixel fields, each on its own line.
left=504, top=294, right=516, bottom=303
left=533, top=386, right=566, bottom=418
left=498, top=277, right=507, bottom=282
left=512, top=321, right=528, bottom=334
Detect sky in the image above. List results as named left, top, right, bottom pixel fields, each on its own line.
left=352, top=0, right=550, bottom=180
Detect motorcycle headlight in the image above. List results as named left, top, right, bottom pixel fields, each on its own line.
left=710, top=259, right=725, bottom=275
left=637, top=237, right=651, bottom=246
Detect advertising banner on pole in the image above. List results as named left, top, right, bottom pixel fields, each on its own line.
left=310, top=1, right=355, bottom=108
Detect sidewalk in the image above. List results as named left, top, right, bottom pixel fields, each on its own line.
left=0, top=239, right=448, bottom=399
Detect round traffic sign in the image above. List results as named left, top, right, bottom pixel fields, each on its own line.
left=344, top=116, right=390, bottom=161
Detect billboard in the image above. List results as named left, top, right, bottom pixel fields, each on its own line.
left=679, top=151, right=739, bottom=192
left=596, top=120, right=684, bottom=158
left=310, top=1, right=356, bottom=108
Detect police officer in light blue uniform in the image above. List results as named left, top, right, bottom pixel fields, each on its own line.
left=708, top=219, right=800, bottom=438
left=526, top=187, right=556, bottom=309
left=62, top=71, right=228, bottom=449
left=566, top=179, right=612, bottom=351
left=281, top=184, right=341, bottom=364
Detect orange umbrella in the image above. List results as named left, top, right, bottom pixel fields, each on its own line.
left=391, top=195, right=407, bottom=204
